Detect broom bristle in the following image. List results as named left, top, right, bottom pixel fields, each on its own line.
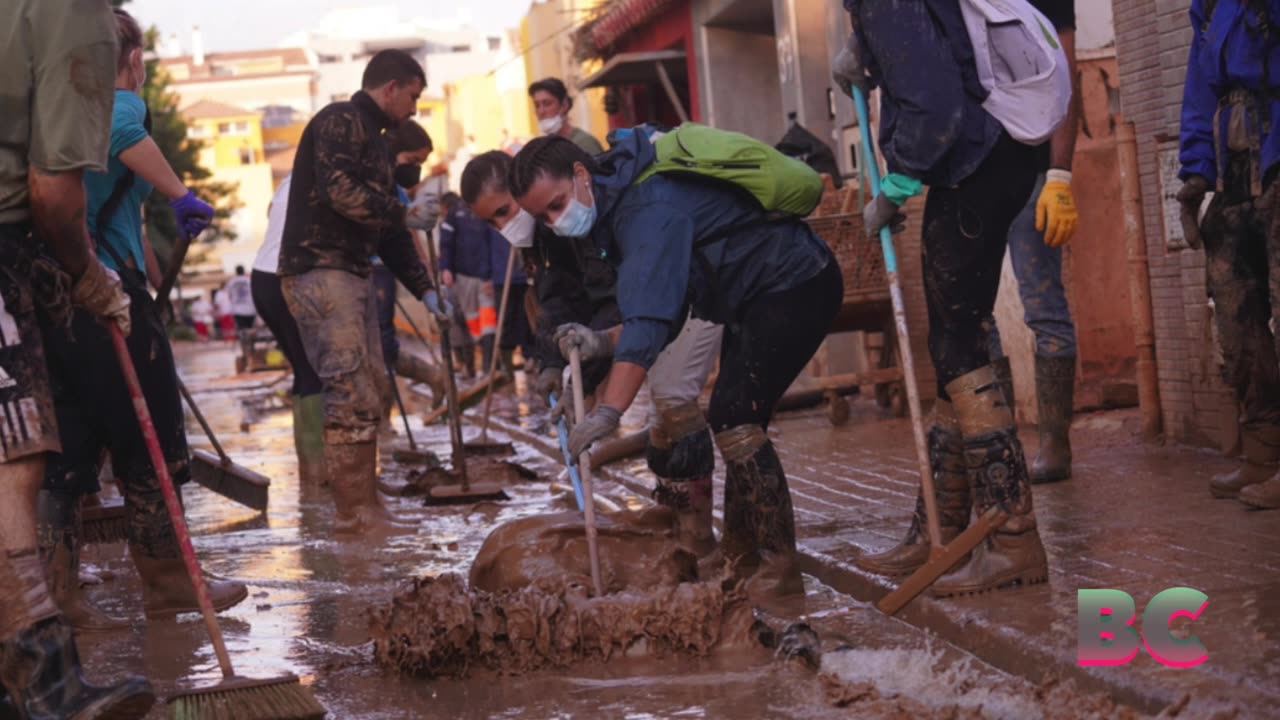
left=168, top=675, right=326, bottom=720
left=81, top=504, right=130, bottom=545
left=190, top=449, right=270, bottom=512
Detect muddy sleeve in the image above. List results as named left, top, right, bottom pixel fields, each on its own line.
left=1179, top=0, right=1218, bottom=184
left=611, top=206, right=691, bottom=369
left=28, top=0, right=118, bottom=174
left=377, top=226, right=434, bottom=298
left=312, top=109, right=407, bottom=230
left=858, top=0, right=966, bottom=180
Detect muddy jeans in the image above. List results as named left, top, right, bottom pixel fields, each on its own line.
left=283, top=268, right=389, bottom=445
left=985, top=173, right=1078, bottom=359
left=924, top=135, right=1039, bottom=398
left=1202, top=152, right=1280, bottom=426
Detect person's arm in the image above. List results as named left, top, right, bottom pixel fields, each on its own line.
left=1179, top=0, right=1218, bottom=184
left=1049, top=29, right=1080, bottom=171
left=609, top=206, right=692, bottom=373
left=599, top=361, right=648, bottom=413
left=28, top=169, right=95, bottom=277
left=312, top=109, right=407, bottom=229
left=377, top=226, right=435, bottom=298
left=119, top=137, right=188, bottom=201
left=857, top=0, right=967, bottom=179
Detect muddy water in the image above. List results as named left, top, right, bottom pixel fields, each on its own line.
left=71, top=344, right=1132, bottom=719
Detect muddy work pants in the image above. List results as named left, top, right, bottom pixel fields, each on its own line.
left=1202, top=152, right=1280, bottom=427
left=283, top=268, right=390, bottom=445
left=646, top=318, right=723, bottom=481
left=923, top=135, right=1039, bottom=398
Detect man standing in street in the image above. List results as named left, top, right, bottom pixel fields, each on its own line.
left=278, top=49, right=447, bottom=537
left=0, top=0, right=154, bottom=715
left=226, top=265, right=256, bottom=331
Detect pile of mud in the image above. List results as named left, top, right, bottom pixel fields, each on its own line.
left=369, top=509, right=757, bottom=677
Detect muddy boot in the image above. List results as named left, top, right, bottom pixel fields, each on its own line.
left=1030, top=355, right=1075, bottom=484
left=37, top=492, right=127, bottom=633
left=1238, top=466, right=1280, bottom=509
left=326, top=441, right=417, bottom=537
left=992, top=355, right=1014, bottom=409
left=293, top=394, right=329, bottom=487
left=0, top=550, right=154, bottom=720
left=930, top=365, right=1048, bottom=597
left=479, top=335, right=496, bottom=378
left=1210, top=423, right=1280, bottom=498
left=856, top=401, right=970, bottom=576
left=131, top=553, right=249, bottom=620
left=716, top=426, right=804, bottom=616
left=652, top=475, right=717, bottom=560
left=499, top=348, right=516, bottom=384
left=396, top=352, right=447, bottom=409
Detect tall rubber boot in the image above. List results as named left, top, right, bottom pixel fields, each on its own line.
left=36, top=492, right=126, bottom=632
left=293, top=394, right=329, bottom=487
left=930, top=365, right=1048, bottom=597
left=1210, top=423, right=1280, bottom=498
left=716, top=426, right=804, bottom=616
left=0, top=551, right=154, bottom=720
left=499, top=348, right=516, bottom=384
left=1030, top=355, right=1076, bottom=484
left=479, top=335, right=496, bottom=379
left=856, top=400, right=970, bottom=576
left=653, top=475, right=717, bottom=559
left=326, top=441, right=417, bottom=537
left=649, top=405, right=718, bottom=565
left=395, top=352, right=446, bottom=409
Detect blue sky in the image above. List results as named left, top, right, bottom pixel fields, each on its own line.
left=127, top=0, right=536, bottom=53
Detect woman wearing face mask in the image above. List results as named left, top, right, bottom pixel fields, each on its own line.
left=528, top=78, right=605, bottom=156
left=34, top=7, right=245, bottom=631
left=509, top=134, right=841, bottom=613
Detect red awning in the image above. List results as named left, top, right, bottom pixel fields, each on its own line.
left=589, top=0, right=678, bottom=53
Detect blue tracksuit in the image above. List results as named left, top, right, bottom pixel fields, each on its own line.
left=1180, top=0, right=1280, bottom=185
left=587, top=132, right=833, bottom=369
left=439, top=204, right=495, bottom=280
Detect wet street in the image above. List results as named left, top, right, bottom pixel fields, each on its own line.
left=69, top=342, right=1246, bottom=718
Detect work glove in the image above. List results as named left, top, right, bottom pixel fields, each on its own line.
left=1176, top=175, right=1209, bottom=250
left=72, top=260, right=131, bottom=336
left=534, top=365, right=563, bottom=401
left=1036, top=169, right=1079, bottom=248
left=554, top=322, right=614, bottom=363
left=406, top=190, right=441, bottom=231
left=831, top=32, right=869, bottom=99
left=567, top=404, right=622, bottom=460
left=863, top=193, right=906, bottom=238
left=168, top=191, right=214, bottom=240
left=422, top=289, right=452, bottom=324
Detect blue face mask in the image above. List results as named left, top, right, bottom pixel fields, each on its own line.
left=550, top=179, right=597, bottom=238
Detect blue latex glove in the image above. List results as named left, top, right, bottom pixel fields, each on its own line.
left=168, top=191, right=214, bottom=239
left=422, top=289, right=451, bottom=323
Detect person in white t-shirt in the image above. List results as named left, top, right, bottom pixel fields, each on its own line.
left=224, top=265, right=255, bottom=330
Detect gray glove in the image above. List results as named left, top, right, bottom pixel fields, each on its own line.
left=1176, top=175, right=1209, bottom=250
left=72, top=261, right=131, bottom=336
left=863, top=193, right=906, bottom=237
left=534, top=365, right=563, bottom=400
left=553, top=322, right=614, bottom=363
left=567, top=404, right=622, bottom=459
left=406, top=191, right=441, bottom=230
left=831, top=32, right=869, bottom=99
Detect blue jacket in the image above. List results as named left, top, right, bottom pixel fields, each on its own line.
left=846, top=0, right=1002, bottom=187
left=1180, top=0, right=1280, bottom=185
left=490, top=233, right=528, bottom=286
left=587, top=131, right=833, bottom=368
left=439, top=204, right=495, bottom=279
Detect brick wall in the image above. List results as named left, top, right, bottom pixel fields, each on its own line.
left=1112, top=0, right=1236, bottom=449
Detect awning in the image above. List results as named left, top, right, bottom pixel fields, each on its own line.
left=578, top=50, right=690, bottom=122
left=588, top=0, right=679, bottom=53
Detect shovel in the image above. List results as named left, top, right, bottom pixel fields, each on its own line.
left=567, top=347, right=604, bottom=597
left=464, top=245, right=517, bottom=456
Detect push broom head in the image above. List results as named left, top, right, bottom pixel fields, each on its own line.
left=189, top=449, right=270, bottom=512
left=167, top=674, right=325, bottom=720
left=81, top=501, right=130, bottom=545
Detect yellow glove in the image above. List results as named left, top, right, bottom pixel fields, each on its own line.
left=1035, top=169, right=1079, bottom=248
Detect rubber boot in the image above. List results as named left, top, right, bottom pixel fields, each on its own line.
left=395, top=352, right=447, bottom=409
left=131, top=552, right=249, bottom=619
left=930, top=365, right=1048, bottom=597
left=0, top=550, right=153, bottom=720
left=717, top=427, right=804, bottom=616
left=293, top=394, right=329, bottom=487
left=1030, top=355, right=1075, bottom=484
left=652, top=475, right=717, bottom=560
left=326, top=441, right=417, bottom=537
left=856, top=400, right=970, bottom=576
left=1238, top=465, right=1280, bottom=509
left=37, top=492, right=127, bottom=633
left=499, top=348, right=516, bottom=384
left=479, top=335, right=496, bottom=379
left=1210, top=423, right=1280, bottom=498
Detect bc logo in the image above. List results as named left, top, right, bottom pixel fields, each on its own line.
left=1077, top=588, right=1208, bottom=668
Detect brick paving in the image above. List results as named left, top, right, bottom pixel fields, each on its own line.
left=482, top=395, right=1280, bottom=718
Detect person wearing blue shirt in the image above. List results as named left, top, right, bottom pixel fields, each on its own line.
left=1177, top=0, right=1280, bottom=510
left=510, top=133, right=842, bottom=614
left=33, top=7, right=246, bottom=635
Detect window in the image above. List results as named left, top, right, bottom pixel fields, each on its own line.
left=450, top=44, right=470, bottom=53
left=330, top=93, right=350, bottom=103
left=187, top=125, right=210, bottom=139
left=233, top=121, right=250, bottom=135
left=217, top=122, right=231, bottom=134
left=239, top=148, right=254, bottom=165
left=487, top=37, right=501, bottom=51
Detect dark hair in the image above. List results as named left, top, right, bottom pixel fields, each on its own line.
left=528, top=77, right=572, bottom=111
left=235, top=265, right=245, bottom=275
left=388, top=120, right=432, bottom=156
left=460, top=151, right=512, bottom=205
left=508, top=136, right=597, bottom=199
left=114, top=9, right=144, bottom=72
left=362, top=50, right=426, bottom=91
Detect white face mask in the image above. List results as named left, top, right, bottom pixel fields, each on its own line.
left=538, top=115, right=564, bottom=136
left=500, top=208, right=536, bottom=248
left=550, top=179, right=596, bottom=238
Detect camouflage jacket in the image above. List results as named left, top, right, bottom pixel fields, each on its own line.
left=277, top=91, right=433, bottom=297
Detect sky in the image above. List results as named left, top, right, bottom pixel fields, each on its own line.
left=126, top=0, right=537, bottom=54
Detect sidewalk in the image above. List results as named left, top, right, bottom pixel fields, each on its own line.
left=483, top=397, right=1279, bottom=718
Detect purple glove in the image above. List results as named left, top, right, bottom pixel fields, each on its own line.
left=168, top=191, right=214, bottom=240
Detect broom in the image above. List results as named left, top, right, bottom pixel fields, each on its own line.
left=108, top=324, right=325, bottom=720
left=177, top=378, right=271, bottom=512
left=463, top=245, right=516, bottom=456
